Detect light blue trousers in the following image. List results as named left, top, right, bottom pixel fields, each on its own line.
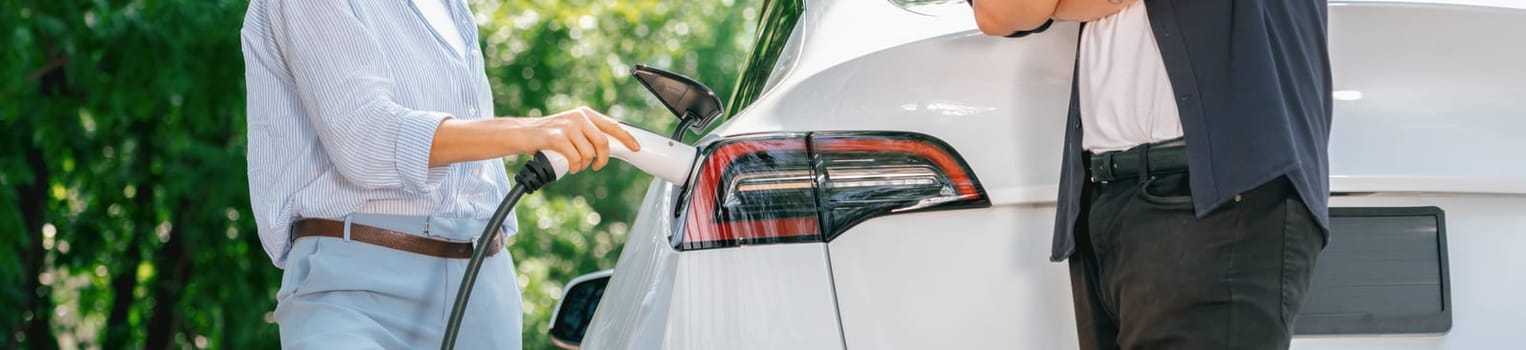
left=275, top=214, right=522, bottom=349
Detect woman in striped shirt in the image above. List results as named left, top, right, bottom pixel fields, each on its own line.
left=241, top=0, right=638, bottom=348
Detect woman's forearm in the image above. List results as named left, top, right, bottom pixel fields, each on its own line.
left=426, top=107, right=641, bottom=173
left=428, top=118, right=531, bottom=167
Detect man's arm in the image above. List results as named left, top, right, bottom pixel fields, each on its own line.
left=1052, top=0, right=1138, bottom=22
left=970, top=0, right=1061, bottom=36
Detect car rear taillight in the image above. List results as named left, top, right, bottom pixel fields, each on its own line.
left=677, top=132, right=989, bottom=250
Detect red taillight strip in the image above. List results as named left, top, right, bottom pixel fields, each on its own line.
left=814, top=138, right=980, bottom=197
left=680, top=133, right=987, bottom=250
left=689, top=217, right=821, bottom=245
left=683, top=139, right=816, bottom=247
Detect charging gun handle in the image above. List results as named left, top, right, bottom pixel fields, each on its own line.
left=536, top=123, right=696, bottom=186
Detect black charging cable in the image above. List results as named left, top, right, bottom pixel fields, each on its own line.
left=441, top=152, right=561, bottom=350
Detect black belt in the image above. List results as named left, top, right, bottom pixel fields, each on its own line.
left=1088, top=138, right=1189, bottom=183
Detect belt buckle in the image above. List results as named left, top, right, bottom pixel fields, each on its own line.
left=469, top=231, right=501, bottom=251
left=1096, top=154, right=1115, bottom=183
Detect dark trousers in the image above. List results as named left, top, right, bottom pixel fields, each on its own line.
left=1069, top=173, right=1325, bottom=349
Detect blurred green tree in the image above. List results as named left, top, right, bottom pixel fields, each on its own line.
left=0, top=0, right=757, bottom=348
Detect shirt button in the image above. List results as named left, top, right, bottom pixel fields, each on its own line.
left=1178, top=94, right=1194, bottom=103
left=468, top=107, right=478, bottom=115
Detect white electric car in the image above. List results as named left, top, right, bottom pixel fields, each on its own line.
left=549, top=0, right=1526, bottom=348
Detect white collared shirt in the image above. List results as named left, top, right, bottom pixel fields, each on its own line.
left=1078, top=1, right=1184, bottom=153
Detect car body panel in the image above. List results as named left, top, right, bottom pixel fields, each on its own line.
left=576, top=0, right=1526, bottom=348
left=828, top=207, right=1077, bottom=349
left=662, top=244, right=844, bottom=350
left=1326, top=2, right=1526, bottom=179
left=581, top=182, right=681, bottom=350
left=583, top=185, right=846, bottom=350
left=718, top=25, right=1079, bottom=208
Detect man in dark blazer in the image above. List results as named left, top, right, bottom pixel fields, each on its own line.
left=971, top=0, right=1332, bottom=348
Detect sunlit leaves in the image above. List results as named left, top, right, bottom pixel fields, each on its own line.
left=3, top=0, right=757, bottom=348
left=473, top=0, right=757, bottom=347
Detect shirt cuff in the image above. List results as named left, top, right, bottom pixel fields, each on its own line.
left=396, top=110, right=451, bottom=193
left=1007, top=19, right=1054, bottom=38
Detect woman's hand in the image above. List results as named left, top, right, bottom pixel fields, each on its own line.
left=426, top=106, right=641, bottom=174
left=516, top=106, right=642, bottom=174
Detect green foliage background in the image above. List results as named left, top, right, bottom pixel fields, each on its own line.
left=1, top=0, right=758, bottom=348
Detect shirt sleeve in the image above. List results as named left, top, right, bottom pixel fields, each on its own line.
left=271, top=0, right=449, bottom=193
left=1005, top=19, right=1054, bottom=38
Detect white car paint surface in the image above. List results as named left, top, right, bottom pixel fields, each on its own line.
left=573, top=0, right=1526, bottom=348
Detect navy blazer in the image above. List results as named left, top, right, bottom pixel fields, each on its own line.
left=1037, top=0, right=1335, bottom=261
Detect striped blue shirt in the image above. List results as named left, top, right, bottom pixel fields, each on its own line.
left=241, top=0, right=514, bottom=268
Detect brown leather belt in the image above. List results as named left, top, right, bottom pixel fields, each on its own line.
left=291, top=218, right=502, bottom=259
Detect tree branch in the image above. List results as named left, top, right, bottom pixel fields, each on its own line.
left=17, top=135, right=58, bottom=349
left=26, top=55, right=69, bottom=82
